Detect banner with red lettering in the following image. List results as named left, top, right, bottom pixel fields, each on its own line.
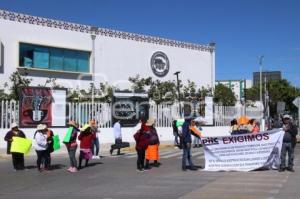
left=202, top=129, right=284, bottom=171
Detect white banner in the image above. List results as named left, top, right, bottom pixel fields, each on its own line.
left=203, top=129, right=284, bottom=171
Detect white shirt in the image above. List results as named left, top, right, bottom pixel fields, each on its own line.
left=113, top=122, right=122, bottom=139
left=34, top=131, right=48, bottom=151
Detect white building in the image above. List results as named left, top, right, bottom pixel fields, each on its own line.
left=216, top=80, right=252, bottom=102
left=0, top=9, right=215, bottom=92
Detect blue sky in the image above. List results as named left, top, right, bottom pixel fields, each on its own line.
left=0, top=0, right=299, bottom=87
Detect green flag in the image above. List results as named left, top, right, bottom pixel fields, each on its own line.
left=176, top=119, right=185, bottom=127
left=63, top=127, right=73, bottom=143
left=53, top=135, right=60, bottom=151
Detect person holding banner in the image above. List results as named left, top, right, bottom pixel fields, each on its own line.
left=34, top=124, right=50, bottom=172
left=65, top=121, right=80, bottom=173
left=4, top=123, right=26, bottom=171
left=181, top=118, right=198, bottom=171
left=279, top=114, right=298, bottom=172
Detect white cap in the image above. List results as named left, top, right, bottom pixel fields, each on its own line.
left=37, top=124, right=47, bottom=131
left=11, top=122, right=18, bottom=129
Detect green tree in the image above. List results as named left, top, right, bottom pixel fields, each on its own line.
left=214, top=84, right=236, bottom=106
left=128, top=75, right=152, bottom=92
left=148, top=80, right=177, bottom=104
left=9, top=71, right=32, bottom=100
left=245, top=79, right=300, bottom=117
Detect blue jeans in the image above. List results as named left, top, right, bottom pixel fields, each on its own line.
left=182, top=145, right=194, bottom=168
left=92, top=138, right=100, bottom=156
left=280, top=142, right=294, bottom=169
left=193, top=137, right=200, bottom=146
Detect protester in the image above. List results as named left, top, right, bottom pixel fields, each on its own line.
left=279, top=114, right=298, bottom=172
left=110, top=121, right=122, bottom=155
left=192, top=121, right=202, bottom=148
left=34, top=124, right=50, bottom=172
left=181, top=118, right=197, bottom=171
left=65, top=120, right=80, bottom=173
left=230, top=119, right=239, bottom=134
left=172, top=120, right=180, bottom=147
left=78, top=124, right=96, bottom=170
left=145, top=118, right=160, bottom=169
left=248, top=119, right=260, bottom=134
left=45, top=125, right=54, bottom=169
left=90, top=119, right=100, bottom=159
left=134, top=121, right=150, bottom=172
left=232, top=116, right=250, bottom=135
left=4, top=123, right=26, bottom=171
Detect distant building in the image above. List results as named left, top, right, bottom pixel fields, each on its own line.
left=253, top=71, right=281, bottom=86
left=216, top=80, right=252, bottom=102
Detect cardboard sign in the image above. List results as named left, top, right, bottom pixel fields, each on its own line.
left=10, top=137, right=32, bottom=155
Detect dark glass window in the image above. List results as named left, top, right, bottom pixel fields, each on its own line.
left=19, top=43, right=90, bottom=73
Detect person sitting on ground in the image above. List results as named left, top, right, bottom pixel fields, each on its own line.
left=230, top=119, right=239, bottom=134
left=145, top=117, right=161, bottom=169
left=4, top=122, right=26, bottom=171
left=248, top=119, right=260, bottom=134
left=78, top=124, right=96, bottom=170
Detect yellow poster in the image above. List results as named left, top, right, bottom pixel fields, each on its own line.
left=10, top=137, right=32, bottom=155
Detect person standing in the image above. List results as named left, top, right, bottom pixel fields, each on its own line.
left=90, top=119, right=100, bottom=159
left=172, top=120, right=180, bottom=147
left=145, top=118, right=160, bottom=169
left=45, top=125, right=54, bottom=169
left=134, top=121, right=150, bottom=172
left=110, top=121, right=122, bottom=155
left=65, top=121, right=79, bottom=173
left=279, top=115, right=298, bottom=172
left=4, top=123, right=26, bottom=171
left=181, top=118, right=197, bottom=171
left=78, top=124, right=96, bottom=170
left=34, top=124, right=50, bottom=172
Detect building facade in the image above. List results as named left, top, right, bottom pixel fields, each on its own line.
left=0, top=9, right=215, bottom=93
left=216, top=80, right=252, bottom=102
left=253, top=71, right=281, bottom=86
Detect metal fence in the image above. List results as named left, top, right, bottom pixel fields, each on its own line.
left=0, top=100, right=263, bottom=129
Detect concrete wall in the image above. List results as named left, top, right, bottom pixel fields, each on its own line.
left=0, top=126, right=230, bottom=149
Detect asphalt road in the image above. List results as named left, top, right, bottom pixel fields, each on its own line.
left=0, top=146, right=299, bottom=199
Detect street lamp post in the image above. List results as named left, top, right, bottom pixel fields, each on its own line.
left=174, top=71, right=182, bottom=117
left=90, top=27, right=97, bottom=119
left=259, top=55, right=265, bottom=130
left=259, top=55, right=264, bottom=105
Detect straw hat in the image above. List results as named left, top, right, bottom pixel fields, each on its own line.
left=11, top=122, right=18, bottom=129
left=146, top=117, right=156, bottom=126
left=37, top=124, right=47, bottom=131
left=80, top=124, right=91, bottom=131
left=68, top=120, right=77, bottom=127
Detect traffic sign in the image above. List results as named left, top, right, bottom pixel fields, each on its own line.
left=293, top=97, right=300, bottom=108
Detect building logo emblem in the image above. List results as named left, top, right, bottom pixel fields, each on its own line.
left=150, top=51, right=170, bottom=77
